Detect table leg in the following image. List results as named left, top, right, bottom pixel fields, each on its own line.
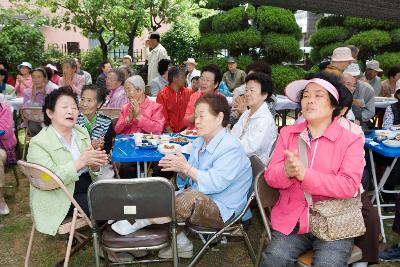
left=369, top=149, right=387, bottom=243
left=371, top=157, right=399, bottom=203
left=136, top=162, right=141, bottom=178
left=144, top=162, right=148, bottom=177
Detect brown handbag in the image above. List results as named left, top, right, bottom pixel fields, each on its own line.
left=298, top=137, right=366, bottom=241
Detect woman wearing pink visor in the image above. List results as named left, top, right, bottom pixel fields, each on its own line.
left=262, top=72, right=365, bottom=267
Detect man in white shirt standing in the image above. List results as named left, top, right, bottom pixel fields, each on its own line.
left=143, top=32, right=169, bottom=85
left=184, top=58, right=200, bottom=88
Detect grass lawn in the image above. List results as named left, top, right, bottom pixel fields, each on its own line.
left=2, top=169, right=400, bottom=266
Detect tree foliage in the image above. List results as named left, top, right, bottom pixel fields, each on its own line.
left=262, top=33, right=302, bottom=64
left=162, top=23, right=201, bottom=64
left=309, top=26, right=349, bottom=48
left=271, top=65, right=305, bottom=95
left=0, top=20, right=45, bottom=71
left=211, top=4, right=256, bottom=33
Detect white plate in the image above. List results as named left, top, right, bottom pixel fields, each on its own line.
left=375, top=130, right=396, bottom=139
left=390, top=126, right=400, bottom=131
left=180, top=129, right=198, bottom=138
left=375, top=96, right=395, bottom=102
left=158, top=143, right=181, bottom=155
left=382, top=140, right=400, bottom=148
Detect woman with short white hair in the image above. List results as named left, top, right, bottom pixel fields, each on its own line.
left=115, top=75, right=164, bottom=134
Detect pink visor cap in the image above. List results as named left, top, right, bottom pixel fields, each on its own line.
left=284, top=78, right=339, bottom=103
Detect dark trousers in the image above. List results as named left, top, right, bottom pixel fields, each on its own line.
left=261, top=227, right=353, bottom=267
left=67, top=172, right=92, bottom=216
left=354, top=192, right=380, bottom=263
left=393, top=194, right=400, bottom=234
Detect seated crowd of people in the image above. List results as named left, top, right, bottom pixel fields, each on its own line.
left=2, top=40, right=400, bottom=266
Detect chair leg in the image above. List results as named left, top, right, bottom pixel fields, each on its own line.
left=241, top=224, right=256, bottom=263
left=22, top=129, right=28, bottom=160
left=188, top=232, right=222, bottom=267
left=64, top=208, right=78, bottom=267
left=255, top=230, right=267, bottom=267
left=24, top=224, right=35, bottom=267
left=171, top=226, right=178, bottom=267
left=93, top=232, right=100, bottom=267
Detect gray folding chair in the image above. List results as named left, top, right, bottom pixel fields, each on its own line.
left=87, top=177, right=178, bottom=267
left=255, top=172, right=363, bottom=266
left=186, top=155, right=265, bottom=267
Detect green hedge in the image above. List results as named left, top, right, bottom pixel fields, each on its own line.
left=263, top=33, right=302, bottom=64
left=196, top=55, right=252, bottom=73
left=346, top=29, right=391, bottom=51
left=211, top=4, right=256, bottom=33
left=199, top=16, right=215, bottom=34
left=375, top=52, right=400, bottom=71
left=390, top=28, right=400, bottom=44
left=256, top=6, right=302, bottom=40
left=309, top=26, right=349, bottom=48
left=199, top=28, right=262, bottom=53
left=80, top=47, right=106, bottom=79
left=344, top=17, right=399, bottom=31
left=271, top=65, right=305, bottom=95
left=316, top=15, right=345, bottom=29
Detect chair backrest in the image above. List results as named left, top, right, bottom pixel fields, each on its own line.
left=99, top=108, right=121, bottom=120
left=88, top=177, right=176, bottom=221
left=17, top=160, right=92, bottom=226
left=20, top=107, right=44, bottom=123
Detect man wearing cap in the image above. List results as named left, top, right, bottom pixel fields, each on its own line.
left=143, top=32, right=169, bottom=84
left=184, top=58, right=200, bottom=88
left=15, top=62, right=33, bottom=97
left=343, top=65, right=375, bottom=128
left=122, top=55, right=133, bottom=67
left=365, top=60, right=383, bottom=96
left=222, top=57, right=246, bottom=92
left=324, top=47, right=354, bottom=77
left=74, top=58, right=92, bottom=85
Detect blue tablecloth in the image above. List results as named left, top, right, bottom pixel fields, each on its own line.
left=112, top=134, right=190, bottom=163
left=365, top=131, right=400, bottom=158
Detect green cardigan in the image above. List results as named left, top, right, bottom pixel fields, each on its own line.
left=27, top=124, right=95, bottom=235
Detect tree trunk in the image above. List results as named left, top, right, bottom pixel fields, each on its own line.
left=98, top=35, right=109, bottom=60
left=127, top=20, right=140, bottom=57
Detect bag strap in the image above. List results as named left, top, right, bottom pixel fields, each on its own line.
left=298, top=136, right=313, bottom=206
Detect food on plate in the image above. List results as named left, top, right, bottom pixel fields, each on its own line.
left=396, top=133, right=400, bottom=141
left=181, top=129, right=197, bottom=136
left=164, top=144, right=175, bottom=150
left=170, top=136, right=189, bottom=143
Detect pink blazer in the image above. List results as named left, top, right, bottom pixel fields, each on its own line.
left=0, top=102, right=17, bottom=150
left=264, top=118, right=364, bottom=235
left=115, top=97, right=165, bottom=134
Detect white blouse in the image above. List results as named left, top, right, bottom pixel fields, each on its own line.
left=231, top=102, right=278, bottom=165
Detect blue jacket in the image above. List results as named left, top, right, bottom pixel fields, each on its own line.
left=176, top=128, right=252, bottom=222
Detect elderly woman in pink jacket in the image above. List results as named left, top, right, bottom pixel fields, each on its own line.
left=0, top=100, right=17, bottom=215
left=262, top=72, right=364, bottom=267
left=115, top=75, right=164, bottom=134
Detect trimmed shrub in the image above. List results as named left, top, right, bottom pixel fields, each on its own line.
left=263, top=33, right=302, bottom=64
left=271, top=65, right=305, bottom=95
left=319, top=42, right=345, bottom=60
left=196, top=55, right=254, bottom=74
left=344, top=17, right=399, bottom=31
left=390, top=28, right=400, bottom=44
left=316, top=15, right=345, bottom=29
left=375, top=52, right=400, bottom=71
left=256, top=6, right=302, bottom=40
left=199, top=33, right=224, bottom=53
left=346, top=29, right=391, bottom=51
left=309, top=26, right=349, bottom=48
left=211, top=4, right=256, bottom=33
left=199, top=16, right=215, bottom=34
left=224, top=28, right=262, bottom=50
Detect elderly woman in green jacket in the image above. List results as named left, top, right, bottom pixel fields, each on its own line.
left=26, top=86, right=108, bottom=235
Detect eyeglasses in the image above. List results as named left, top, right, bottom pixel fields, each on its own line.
left=199, top=77, right=214, bottom=83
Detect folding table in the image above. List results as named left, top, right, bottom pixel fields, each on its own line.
left=112, top=134, right=190, bottom=178
left=365, top=133, right=400, bottom=243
